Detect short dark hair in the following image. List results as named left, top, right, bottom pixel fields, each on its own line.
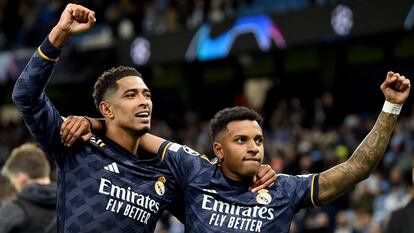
left=209, top=106, right=263, bottom=141
left=92, top=66, right=142, bottom=110
left=1, top=143, right=50, bottom=179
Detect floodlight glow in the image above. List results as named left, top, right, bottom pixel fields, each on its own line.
left=186, top=15, right=286, bottom=61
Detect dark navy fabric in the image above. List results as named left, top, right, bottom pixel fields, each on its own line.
left=160, top=142, right=320, bottom=233
left=12, top=39, right=181, bottom=233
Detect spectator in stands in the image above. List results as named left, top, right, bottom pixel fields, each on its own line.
left=0, top=143, right=56, bottom=233
left=384, top=163, right=414, bottom=233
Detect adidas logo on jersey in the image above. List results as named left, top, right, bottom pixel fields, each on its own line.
left=104, top=162, right=120, bottom=174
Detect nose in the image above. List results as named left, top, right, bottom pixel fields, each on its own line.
left=138, top=94, right=151, bottom=108
left=247, top=140, right=260, bottom=155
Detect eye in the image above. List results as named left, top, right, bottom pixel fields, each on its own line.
left=255, top=138, right=264, bottom=145
left=144, top=92, right=152, bottom=99
left=125, top=93, right=136, bottom=98
left=236, top=138, right=245, bottom=144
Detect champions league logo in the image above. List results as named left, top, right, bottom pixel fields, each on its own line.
left=256, top=189, right=272, bottom=205
left=155, top=176, right=166, bottom=196
left=183, top=146, right=200, bottom=156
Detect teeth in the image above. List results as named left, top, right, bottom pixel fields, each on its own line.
left=137, top=112, right=149, bottom=117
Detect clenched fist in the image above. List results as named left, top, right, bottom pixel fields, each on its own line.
left=49, top=3, right=96, bottom=48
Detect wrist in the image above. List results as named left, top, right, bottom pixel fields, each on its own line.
left=382, top=100, right=402, bottom=115
left=82, top=116, right=93, bottom=129
left=48, top=26, right=71, bottom=48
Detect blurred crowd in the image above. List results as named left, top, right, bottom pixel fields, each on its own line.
left=1, top=91, right=413, bottom=233
left=0, top=0, right=412, bottom=232
left=0, top=0, right=347, bottom=50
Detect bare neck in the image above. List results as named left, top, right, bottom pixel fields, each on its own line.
left=105, top=122, right=140, bottom=155
left=34, top=177, right=51, bottom=185
left=220, top=166, right=253, bottom=184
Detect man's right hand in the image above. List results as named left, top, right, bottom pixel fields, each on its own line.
left=49, top=3, right=96, bottom=48
left=60, top=116, right=92, bottom=147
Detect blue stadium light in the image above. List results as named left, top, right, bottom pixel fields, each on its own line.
left=331, top=4, right=354, bottom=36
left=130, top=37, right=151, bottom=66
left=185, top=15, right=286, bottom=62
left=404, top=1, right=414, bottom=30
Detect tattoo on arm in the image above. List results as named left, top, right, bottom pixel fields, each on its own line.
left=318, top=112, right=397, bottom=205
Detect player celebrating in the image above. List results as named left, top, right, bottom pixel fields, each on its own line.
left=63, top=71, right=410, bottom=232
left=12, top=3, right=275, bottom=232
left=12, top=4, right=182, bottom=232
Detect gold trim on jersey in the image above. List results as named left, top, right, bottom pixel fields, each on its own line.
left=310, top=174, right=319, bottom=207
left=37, top=47, right=59, bottom=62
left=200, top=155, right=218, bottom=164
left=277, top=173, right=319, bottom=207
left=161, top=142, right=173, bottom=161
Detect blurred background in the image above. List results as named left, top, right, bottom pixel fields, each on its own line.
left=1, top=0, right=414, bottom=232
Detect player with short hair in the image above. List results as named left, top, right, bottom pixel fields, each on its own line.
left=12, top=4, right=183, bottom=232
left=64, top=71, right=411, bottom=232
left=0, top=143, right=56, bottom=233
left=155, top=70, right=409, bottom=231
left=12, top=3, right=275, bottom=232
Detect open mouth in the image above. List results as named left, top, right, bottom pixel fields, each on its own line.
left=135, top=111, right=150, bottom=118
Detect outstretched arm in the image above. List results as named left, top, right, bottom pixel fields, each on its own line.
left=48, top=4, right=96, bottom=48
left=60, top=116, right=277, bottom=190
left=60, top=116, right=165, bottom=151
left=318, top=71, right=410, bottom=205
left=12, top=4, right=95, bottom=163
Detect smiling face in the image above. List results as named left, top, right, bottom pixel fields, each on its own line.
left=101, top=76, right=152, bottom=136
left=214, top=120, right=264, bottom=181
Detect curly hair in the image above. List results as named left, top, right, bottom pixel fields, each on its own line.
left=209, top=106, right=263, bottom=141
left=92, top=66, right=142, bottom=111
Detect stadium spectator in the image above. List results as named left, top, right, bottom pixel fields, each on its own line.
left=384, top=163, right=414, bottom=233
left=0, top=143, right=56, bottom=233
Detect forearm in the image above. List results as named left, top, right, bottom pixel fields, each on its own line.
left=12, top=38, right=67, bottom=163
left=84, top=115, right=165, bottom=153
left=318, top=111, right=397, bottom=204
left=12, top=38, right=62, bottom=108
left=139, top=134, right=166, bottom=154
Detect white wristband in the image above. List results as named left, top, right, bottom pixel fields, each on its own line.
left=382, top=100, right=402, bottom=115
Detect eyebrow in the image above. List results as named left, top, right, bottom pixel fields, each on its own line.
left=232, top=134, right=264, bottom=139
left=123, top=88, right=151, bottom=94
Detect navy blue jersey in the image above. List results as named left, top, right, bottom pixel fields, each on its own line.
left=160, top=142, right=320, bottom=233
left=12, top=38, right=182, bottom=233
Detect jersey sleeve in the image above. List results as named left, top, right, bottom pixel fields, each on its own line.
left=159, top=141, right=215, bottom=190
left=280, top=174, right=320, bottom=211
left=12, top=37, right=67, bottom=168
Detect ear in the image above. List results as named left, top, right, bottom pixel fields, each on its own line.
left=99, top=101, right=114, bottom=119
left=213, top=142, right=224, bottom=161
left=14, top=172, right=29, bottom=189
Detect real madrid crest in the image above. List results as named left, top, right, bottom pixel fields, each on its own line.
left=256, top=189, right=272, bottom=205
left=155, top=176, right=166, bottom=196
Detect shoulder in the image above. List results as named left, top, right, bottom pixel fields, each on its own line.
left=0, top=201, right=25, bottom=214
left=0, top=201, right=26, bottom=226
left=272, top=173, right=317, bottom=192
left=275, top=173, right=313, bottom=182
left=163, top=142, right=218, bottom=164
